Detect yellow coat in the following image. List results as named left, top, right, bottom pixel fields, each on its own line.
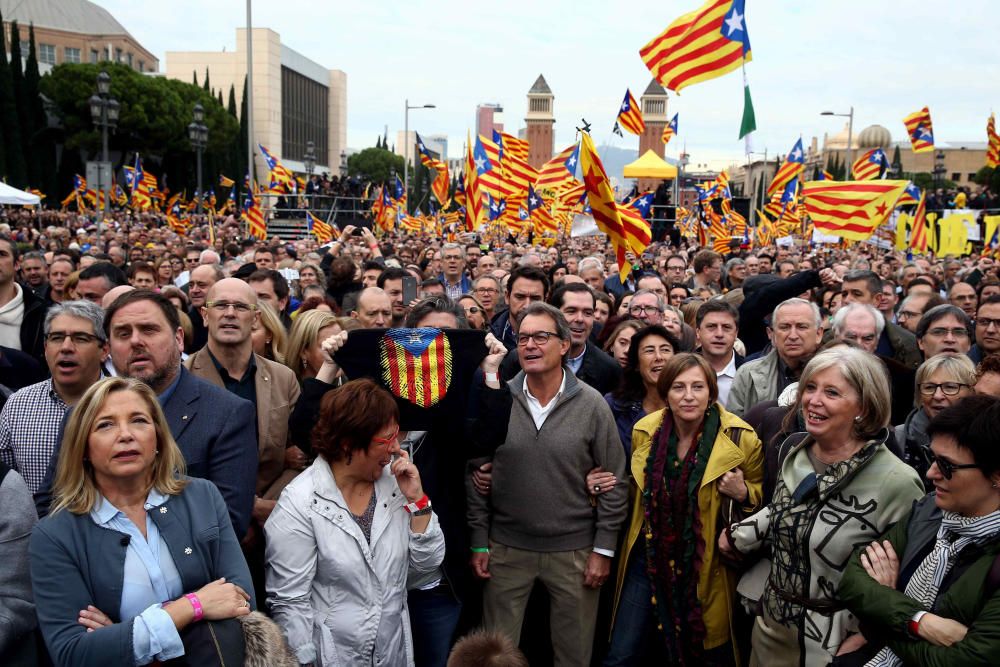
left=612, top=405, right=764, bottom=655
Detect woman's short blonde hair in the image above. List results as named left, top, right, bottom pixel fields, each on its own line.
left=796, top=346, right=892, bottom=438
left=52, top=377, right=187, bottom=515
left=915, top=354, right=977, bottom=404
left=256, top=302, right=288, bottom=364
left=285, top=309, right=340, bottom=380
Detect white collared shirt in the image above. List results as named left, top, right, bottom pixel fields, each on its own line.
left=715, top=350, right=738, bottom=407
left=522, top=370, right=567, bottom=430
left=566, top=345, right=586, bottom=375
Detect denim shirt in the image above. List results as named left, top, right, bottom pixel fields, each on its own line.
left=90, top=489, right=185, bottom=664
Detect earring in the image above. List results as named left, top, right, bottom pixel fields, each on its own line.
left=854, top=416, right=861, bottom=423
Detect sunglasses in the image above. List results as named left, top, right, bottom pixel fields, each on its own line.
left=923, top=449, right=979, bottom=480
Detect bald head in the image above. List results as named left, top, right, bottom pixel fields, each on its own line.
left=206, top=277, right=258, bottom=305
left=352, top=287, right=392, bottom=328
left=102, top=285, right=135, bottom=309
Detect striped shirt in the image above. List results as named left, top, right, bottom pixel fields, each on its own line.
left=0, top=379, right=70, bottom=493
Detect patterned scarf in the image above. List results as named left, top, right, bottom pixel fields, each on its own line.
left=642, top=404, right=720, bottom=666
left=867, top=508, right=1000, bottom=667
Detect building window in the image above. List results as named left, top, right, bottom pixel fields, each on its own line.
left=38, top=43, right=56, bottom=64
left=951, top=172, right=961, bottom=182
left=280, top=66, right=329, bottom=168
left=138, top=60, right=145, bottom=72
left=115, top=48, right=123, bottom=62
left=64, top=47, right=81, bottom=63
left=969, top=173, right=977, bottom=181
left=20, top=40, right=29, bottom=55
left=127, top=52, right=133, bottom=67
left=90, top=49, right=99, bottom=63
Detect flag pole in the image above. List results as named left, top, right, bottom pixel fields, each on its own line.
left=245, top=0, right=255, bottom=239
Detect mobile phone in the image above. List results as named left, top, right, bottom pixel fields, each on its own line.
left=402, top=275, right=418, bottom=304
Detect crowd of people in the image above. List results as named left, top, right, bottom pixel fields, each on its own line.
left=1, top=201, right=1000, bottom=667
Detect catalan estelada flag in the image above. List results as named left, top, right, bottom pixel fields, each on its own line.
left=378, top=328, right=453, bottom=408
left=258, top=144, right=295, bottom=189
left=851, top=148, right=888, bottom=181
left=640, top=0, right=751, bottom=94
left=415, top=133, right=450, bottom=207
left=897, top=182, right=922, bottom=208
left=661, top=113, right=679, bottom=145
left=243, top=192, right=267, bottom=239
left=218, top=174, right=235, bottom=188
left=464, top=131, right=486, bottom=232
left=307, top=211, right=335, bottom=244
left=767, top=139, right=805, bottom=198
left=615, top=89, right=645, bottom=136
left=535, top=143, right=580, bottom=195
left=903, top=107, right=934, bottom=154
left=909, top=190, right=929, bottom=253
left=988, top=114, right=1000, bottom=168
left=801, top=180, right=908, bottom=241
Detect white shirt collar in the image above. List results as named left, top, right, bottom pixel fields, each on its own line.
left=719, top=350, right=738, bottom=378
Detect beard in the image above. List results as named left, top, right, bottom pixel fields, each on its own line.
left=123, top=345, right=181, bottom=394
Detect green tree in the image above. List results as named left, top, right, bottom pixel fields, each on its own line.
left=347, top=147, right=404, bottom=185
left=973, top=166, right=1000, bottom=192
left=891, top=145, right=902, bottom=176
left=39, top=63, right=238, bottom=198
left=9, top=21, right=35, bottom=186
left=0, top=11, right=27, bottom=186
left=203, top=67, right=210, bottom=92
left=192, top=70, right=198, bottom=87
left=239, top=76, right=250, bottom=193
left=25, top=24, right=56, bottom=195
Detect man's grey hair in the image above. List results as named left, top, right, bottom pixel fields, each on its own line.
left=441, top=242, right=465, bottom=260
left=516, top=302, right=571, bottom=342
left=22, top=250, right=46, bottom=265
left=199, top=249, right=221, bottom=265
left=832, top=303, right=885, bottom=340
left=724, top=257, right=746, bottom=274
left=577, top=256, right=604, bottom=275
left=44, top=300, right=107, bottom=344
left=631, top=288, right=666, bottom=313
left=772, top=297, right=822, bottom=329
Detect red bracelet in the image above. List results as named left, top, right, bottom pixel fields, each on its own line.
left=184, top=593, right=204, bottom=622
left=404, top=494, right=430, bottom=513
left=907, top=616, right=922, bottom=637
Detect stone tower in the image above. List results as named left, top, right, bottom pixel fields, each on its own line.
left=638, top=80, right=670, bottom=192
left=525, top=74, right=555, bottom=170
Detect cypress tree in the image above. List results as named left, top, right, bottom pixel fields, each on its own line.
left=25, top=24, right=55, bottom=195
left=203, top=67, right=210, bottom=92
left=9, top=20, right=37, bottom=186
left=239, top=76, right=249, bottom=194
left=0, top=12, right=27, bottom=186
left=192, top=70, right=198, bottom=87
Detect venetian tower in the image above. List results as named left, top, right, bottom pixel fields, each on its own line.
left=525, top=75, right=555, bottom=170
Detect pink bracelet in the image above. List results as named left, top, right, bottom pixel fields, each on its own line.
left=184, top=593, right=204, bottom=622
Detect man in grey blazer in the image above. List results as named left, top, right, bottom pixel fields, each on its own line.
left=34, top=290, right=258, bottom=538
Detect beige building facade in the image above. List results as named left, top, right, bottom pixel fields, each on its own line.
left=166, top=28, right=346, bottom=178
left=1, top=0, right=157, bottom=72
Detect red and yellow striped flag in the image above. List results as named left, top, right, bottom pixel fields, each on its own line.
left=903, top=106, right=934, bottom=154
left=464, top=131, right=486, bottom=232
left=988, top=114, right=1000, bottom=168
left=801, top=180, right=908, bottom=242
left=640, top=0, right=752, bottom=94
left=616, top=89, right=645, bottom=135
left=909, top=191, right=928, bottom=253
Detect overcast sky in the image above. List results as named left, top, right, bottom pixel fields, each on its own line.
left=98, top=0, right=997, bottom=166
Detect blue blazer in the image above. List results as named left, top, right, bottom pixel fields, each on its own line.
left=34, top=367, right=259, bottom=539
left=29, top=478, right=254, bottom=667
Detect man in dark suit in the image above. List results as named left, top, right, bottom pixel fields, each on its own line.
left=499, top=283, right=621, bottom=396
left=33, top=290, right=257, bottom=538
left=695, top=300, right=745, bottom=407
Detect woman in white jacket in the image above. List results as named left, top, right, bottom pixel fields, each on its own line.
left=265, top=378, right=445, bottom=667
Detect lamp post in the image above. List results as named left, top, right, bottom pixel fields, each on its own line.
left=404, top=99, right=435, bottom=211
left=934, top=150, right=947, bottom=189
left=339, top=150, right=348, bottom=178
left=821, top=107, right=854, bottom=179
left=303, top=140, right=316, bottom=176
left=187, top=103, right=209, bottom=215
left=89, top=70, right=119, bottom=231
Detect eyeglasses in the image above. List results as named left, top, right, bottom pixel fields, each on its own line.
left=843, top=333, right=878, bottom=344
left=465, top=306, right=482, bottom=314
left=926, top=327, right=969, bottom=338
left=977, top=317, right=1000, bottom=330
left=45, top=331, right=101, bottom=345
left=629, top=305, right=661, bottom=315
left=918, top=382, right=970, bottom=396
left=928, top=452, right=979, bottom=480
left=897, top=310, right=921, bottom=321
left=474, top=287, right=499, bottom=295
left=372, top=425, right=399, bottom=447
left=205, top=301, right=257, bottom=313
left=516, top=331, right=560, bottom=346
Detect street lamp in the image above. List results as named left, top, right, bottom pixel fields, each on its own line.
left=821, top=107, right=854, bottom=179
left=934, top=150, right=947, bottom=189
left=187, top=103, right=209, bottom=215
left=303, top=140, right=316, bottom=176
left=89, top=70, right=118, bottom=231
left=339, top=150, right=347, bottom=178
left=403, top=99, right=435, bottom=211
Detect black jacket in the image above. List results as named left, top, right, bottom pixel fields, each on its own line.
left=498, top=343, right=623, bottom=397
left=739, top=271, right=822, bottom=356
left=19, top=283, right=48, bottom=365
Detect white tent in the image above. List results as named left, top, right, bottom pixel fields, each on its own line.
left=0, top=182, right=41, bottom=206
